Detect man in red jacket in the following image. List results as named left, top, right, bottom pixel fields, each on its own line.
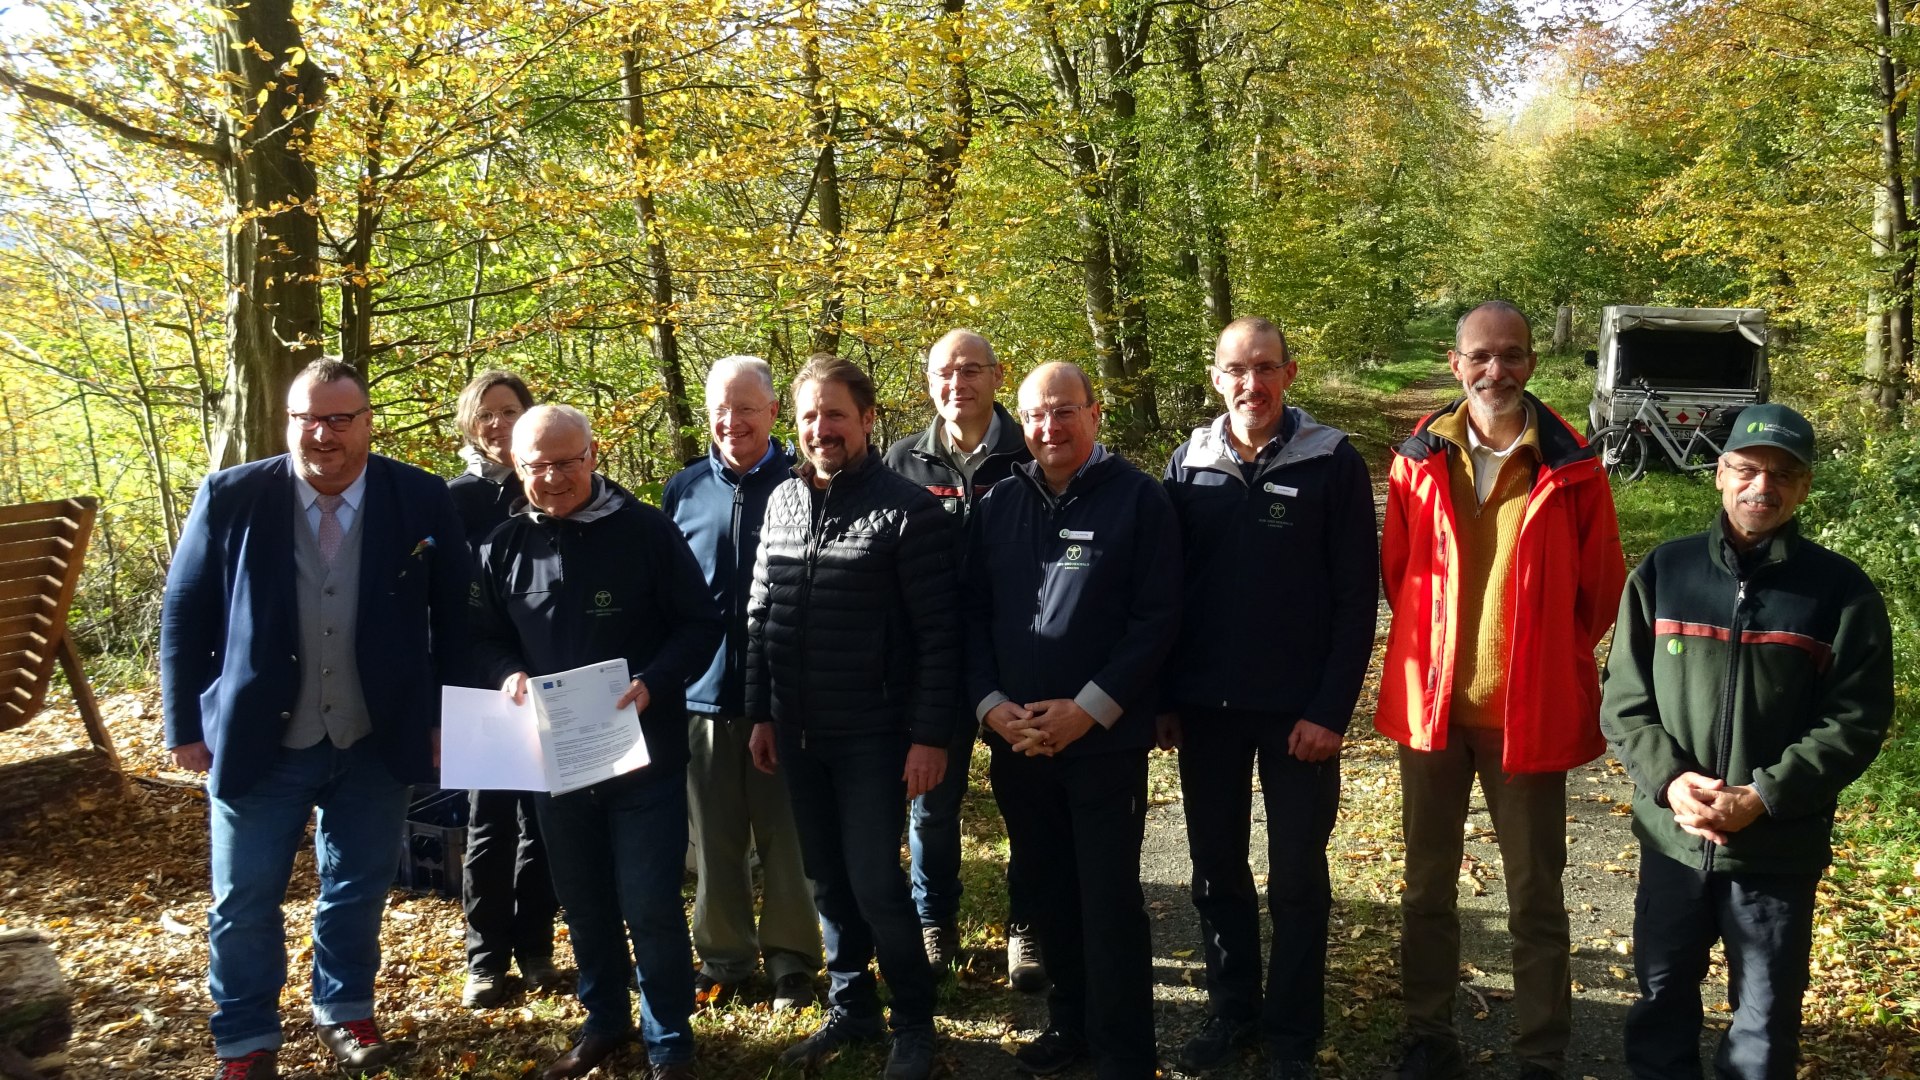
left=1375, top=301, right=1626, bottom=1080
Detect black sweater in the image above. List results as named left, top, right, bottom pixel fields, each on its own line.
left=470, top=477, right=724, bottom=775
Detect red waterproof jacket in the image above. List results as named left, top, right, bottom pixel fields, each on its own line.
left=1374, top=396, right=1627, bottom=774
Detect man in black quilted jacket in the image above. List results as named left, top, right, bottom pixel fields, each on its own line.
left=744, top=353, right=961, bottom=1080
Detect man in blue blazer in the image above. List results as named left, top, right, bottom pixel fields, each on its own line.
left=161, top=359, right=469, bottom=1080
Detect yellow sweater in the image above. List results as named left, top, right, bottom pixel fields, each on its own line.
left=1427, top=405, right=1541, bottom=731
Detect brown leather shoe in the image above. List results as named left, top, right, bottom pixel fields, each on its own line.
left=314, top=1018, right=408, bottom=1073
left=542, top=1031, right=631, bottom=1080
left=214, top=1050, right=279, bottom=1080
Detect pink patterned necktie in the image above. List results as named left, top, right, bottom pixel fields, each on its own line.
left=315, top=493, right=345, bottom=565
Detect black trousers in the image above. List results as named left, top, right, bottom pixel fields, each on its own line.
left=1179, top=708, right=1340, bottom=1059
left=463, top=788, right=559, bottom=976
left=990, top=741, right=1156, bottom=1080
left=1625, top=846, right=1819, bottom=1080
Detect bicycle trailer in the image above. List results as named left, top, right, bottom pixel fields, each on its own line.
left=1584, top=305, right=1768, bottom=441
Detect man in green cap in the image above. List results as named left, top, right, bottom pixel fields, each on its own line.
left=1599, top=402, right=1894, bottom=1080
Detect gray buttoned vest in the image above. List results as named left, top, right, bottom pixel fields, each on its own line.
left=282, top=494, right=374, bottom=749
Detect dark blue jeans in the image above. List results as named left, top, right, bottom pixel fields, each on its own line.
left=1179, top=708, right=1340, bottom=1060
left=463, top=788, right=557, bottom=977
left=536, top=768, right=694, bottom=1066
left=911, top=715, right=1039, bottom=929
left=1625, top=847, right=1818, bottom=1080
left=990, top=741, right=1156, bottom=1080
left=778, top=728, right=936, bottom=1032
left=206, top=739, right=409, bottom=1056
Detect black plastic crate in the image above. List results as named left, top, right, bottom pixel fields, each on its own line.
left=395, top=788, right=467, bottom=898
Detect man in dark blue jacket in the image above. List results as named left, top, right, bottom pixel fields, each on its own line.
left=882, top=328, right=1042, bottom=986
left=1160, top=318, right=1377, bottom=1079
left=663, top=356, right=821, bottom=1012
left=470, top=405, right=723, bottom=1080
left=965, top=361, right=1182, bottom=1080
left=161, top=359, right=469, bottom=1080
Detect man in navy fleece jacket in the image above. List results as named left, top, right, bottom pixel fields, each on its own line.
left=964, top=361, right=1182, bottom=1080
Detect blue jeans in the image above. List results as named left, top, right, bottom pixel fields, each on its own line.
left=206, top=739, right=409, bottom=1057
left=536, top=768, right=694, bottom=1066
left=778, top=729, right=936, bottom=1031
left=908, top=717, right=976, bottom=927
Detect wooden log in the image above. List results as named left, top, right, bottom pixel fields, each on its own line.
left=0, top=930, right=70, bottom=1077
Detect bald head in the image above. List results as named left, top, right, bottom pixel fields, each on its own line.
left=1017, top=363, right=1101, bottom=493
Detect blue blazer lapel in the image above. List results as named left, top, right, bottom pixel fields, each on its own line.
left=357, top=456, right=401, bottom=610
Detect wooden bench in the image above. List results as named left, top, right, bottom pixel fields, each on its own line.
left=0, top=497, right=115, bottom=767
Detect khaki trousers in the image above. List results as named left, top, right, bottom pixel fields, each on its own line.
left=687, top=713, right=822, bottom=981
left=1398, top=727, right=1571, bottom=1071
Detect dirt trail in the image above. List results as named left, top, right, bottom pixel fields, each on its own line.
left=1108, top=368, right=1649, bottom=1080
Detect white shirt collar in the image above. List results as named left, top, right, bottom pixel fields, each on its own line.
left=294, top=466, right=368, bottom=511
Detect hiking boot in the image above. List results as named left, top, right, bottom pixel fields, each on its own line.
left=519, top=956, right=564, bottom=991
left=462, top=971, right=510, bottom=1009
left=1012, top=1028, right=1087, bottom=1076
left=1006, top=924, right=1046, bottom=992
left=1270, top=1058, right=1320, bottom=1080
left=542, top=1031, right=630, bottom=1080
left=1380, top=1034, right=1467, bottom=1080
left=771, top=971, right=817, bottom=1012
left=885, top=1026, right=937, bottom=1080
left=1179, top=1014, right=1257, bottom=1072
left=214, top=1051, right=278, bottom=1080
left=693, top=970, right=734, bottom=1008
left=314, top=1018, right=408, bottom=1073
left=777, top=1007, right=885, bottom=1068
left=921, top=922, right=959, bottom=974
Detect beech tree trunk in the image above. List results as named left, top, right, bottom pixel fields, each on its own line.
left=624, top=45, right=697, bottom=462
left=1872, top=0, right=1912, bottom=415
left=803, top=29, right=845, bottom=357
left=212, top=0, right=326, bottom=466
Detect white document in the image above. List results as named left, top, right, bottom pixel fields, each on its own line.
left=440, top=658, right=650, bottom=795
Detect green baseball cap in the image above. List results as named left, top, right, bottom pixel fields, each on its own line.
left=1724, top=403, right=1814, bottom=465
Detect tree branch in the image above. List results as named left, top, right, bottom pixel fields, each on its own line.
left=0, top=68, right=228, bottom=166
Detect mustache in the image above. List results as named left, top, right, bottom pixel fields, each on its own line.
left=1471, top=376, right=1519, bottom=393
left=1738, top=494, right=1780, bottom=508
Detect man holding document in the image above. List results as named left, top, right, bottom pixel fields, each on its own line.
left=468, top=404, right=723, bottom=1080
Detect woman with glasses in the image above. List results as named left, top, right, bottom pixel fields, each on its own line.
left=446, top=369, right=562, bottom=1008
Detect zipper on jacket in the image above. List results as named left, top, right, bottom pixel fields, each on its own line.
left=798, top=476, right=832, bottom=726
left=728, top=482, right=746, bottom=695
left=1704, top=575, right=1747, bottom=872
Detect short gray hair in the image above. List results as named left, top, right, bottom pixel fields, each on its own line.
left=707, top=355, right=776, bottom=400
left=927, top=328, right=998, bottom=368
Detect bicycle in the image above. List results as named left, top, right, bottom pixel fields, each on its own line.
left=1590, top=379, right=1739, bottom=481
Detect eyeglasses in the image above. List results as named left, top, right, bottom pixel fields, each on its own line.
left=520, top=453, right=590, bottom=478
left=288, top=409, right=369, bottom=432
left=1456, top=349, right=1531, bottom=367
left=1214, top=362, right=1290, bottom=382
left=474, top=408, right=522, bottom=426
left=1017, top=403, right=1093, bottom=425
left=929, top=363, right=996, bottom=383
left=1721, top=462, right=1807, bottom=485
left=711, top=403, right=770, bottom=419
